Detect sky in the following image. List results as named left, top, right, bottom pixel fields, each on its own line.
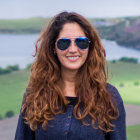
left=0, top=0, right=140, bottom=19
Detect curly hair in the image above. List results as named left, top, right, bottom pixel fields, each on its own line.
left=22, top=11, right=119, bottom=132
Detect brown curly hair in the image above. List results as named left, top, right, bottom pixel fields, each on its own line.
left=22, top=11, right=119, bottom=132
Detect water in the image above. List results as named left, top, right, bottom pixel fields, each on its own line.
left=0, top=34, right=140, bottom=69
left=0, top=34, right=38, bottom=68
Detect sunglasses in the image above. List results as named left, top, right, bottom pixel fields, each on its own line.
left=56, top=37, right=90, bottom=51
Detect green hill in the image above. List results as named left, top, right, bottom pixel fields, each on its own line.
left=0, top=17, right=51, bottom=34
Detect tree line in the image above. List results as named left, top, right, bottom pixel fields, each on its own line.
left=0, top=65, right=19, bottom=74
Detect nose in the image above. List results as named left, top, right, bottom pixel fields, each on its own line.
left=68, top=40, right=78, bottom=52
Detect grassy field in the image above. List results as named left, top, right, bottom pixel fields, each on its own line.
left=0, top=70, right=30, bottom=117
left=0, top=62, right=140, bottom=118
left=127, top=124, right=140, bottom=140
left=108, top=62, right=140, bottom=105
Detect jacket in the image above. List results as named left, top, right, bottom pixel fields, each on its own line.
left=15, top=84, right=126, bottom=140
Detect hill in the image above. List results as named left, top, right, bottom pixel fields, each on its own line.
left=0, top=17, right=51, bottom=34
left=96, top=16, right=140, bottom=49
left=0, top=16, right=140, bottom=50
left=0, top=17, right=140, bottom=50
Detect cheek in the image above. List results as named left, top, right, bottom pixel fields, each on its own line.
left=83, top=50, right=89, bottom=64
left=56, top=49, right=66, bottom=62
left=82, top=49, right=89, bottom=60
left=57, top=54, right=63, bottom=62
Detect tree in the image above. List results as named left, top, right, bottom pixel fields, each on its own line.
left=5, top=110, right=15, bottom=118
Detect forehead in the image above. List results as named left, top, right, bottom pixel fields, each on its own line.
left=58, top=22, right=86, bottom=38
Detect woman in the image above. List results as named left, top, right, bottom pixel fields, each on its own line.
left=15, top=11, right=126, bottom=140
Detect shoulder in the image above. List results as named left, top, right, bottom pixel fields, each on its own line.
left=106, top=83, right=125, bottom=114
left=105, top=84, right=126, bottom=139
left=106, top=83, right=123, bottom=104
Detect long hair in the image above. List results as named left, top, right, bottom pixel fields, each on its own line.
left=22, top=11, right=119, bottom=132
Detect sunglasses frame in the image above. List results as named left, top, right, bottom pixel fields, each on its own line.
left=56, top=37, right=90, bottom=51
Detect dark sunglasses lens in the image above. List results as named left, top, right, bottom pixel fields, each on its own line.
left=75, top=37, right=90, bottom=49
left=57, top=39, right=70, bottom=50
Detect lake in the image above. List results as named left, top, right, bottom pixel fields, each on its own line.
left=0, top=34, right=140, bottom=69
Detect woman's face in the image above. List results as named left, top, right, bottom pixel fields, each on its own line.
left=55, top=22, right=89, bottom=72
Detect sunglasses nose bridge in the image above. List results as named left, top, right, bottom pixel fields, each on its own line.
left=68, top=39, right=78, bottom=51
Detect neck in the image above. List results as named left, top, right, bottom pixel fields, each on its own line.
left=60, top=67, right=78, bottom=97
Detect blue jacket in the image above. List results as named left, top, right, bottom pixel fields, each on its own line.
left=15, top=84, right=126, bottom=140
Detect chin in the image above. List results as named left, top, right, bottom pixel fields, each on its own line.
left=65, top=66, right=82, bottom=71
left=61, top=63, right=84, bottom=71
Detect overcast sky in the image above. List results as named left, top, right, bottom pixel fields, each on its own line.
left=0, top=0, right=140, bottom=19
